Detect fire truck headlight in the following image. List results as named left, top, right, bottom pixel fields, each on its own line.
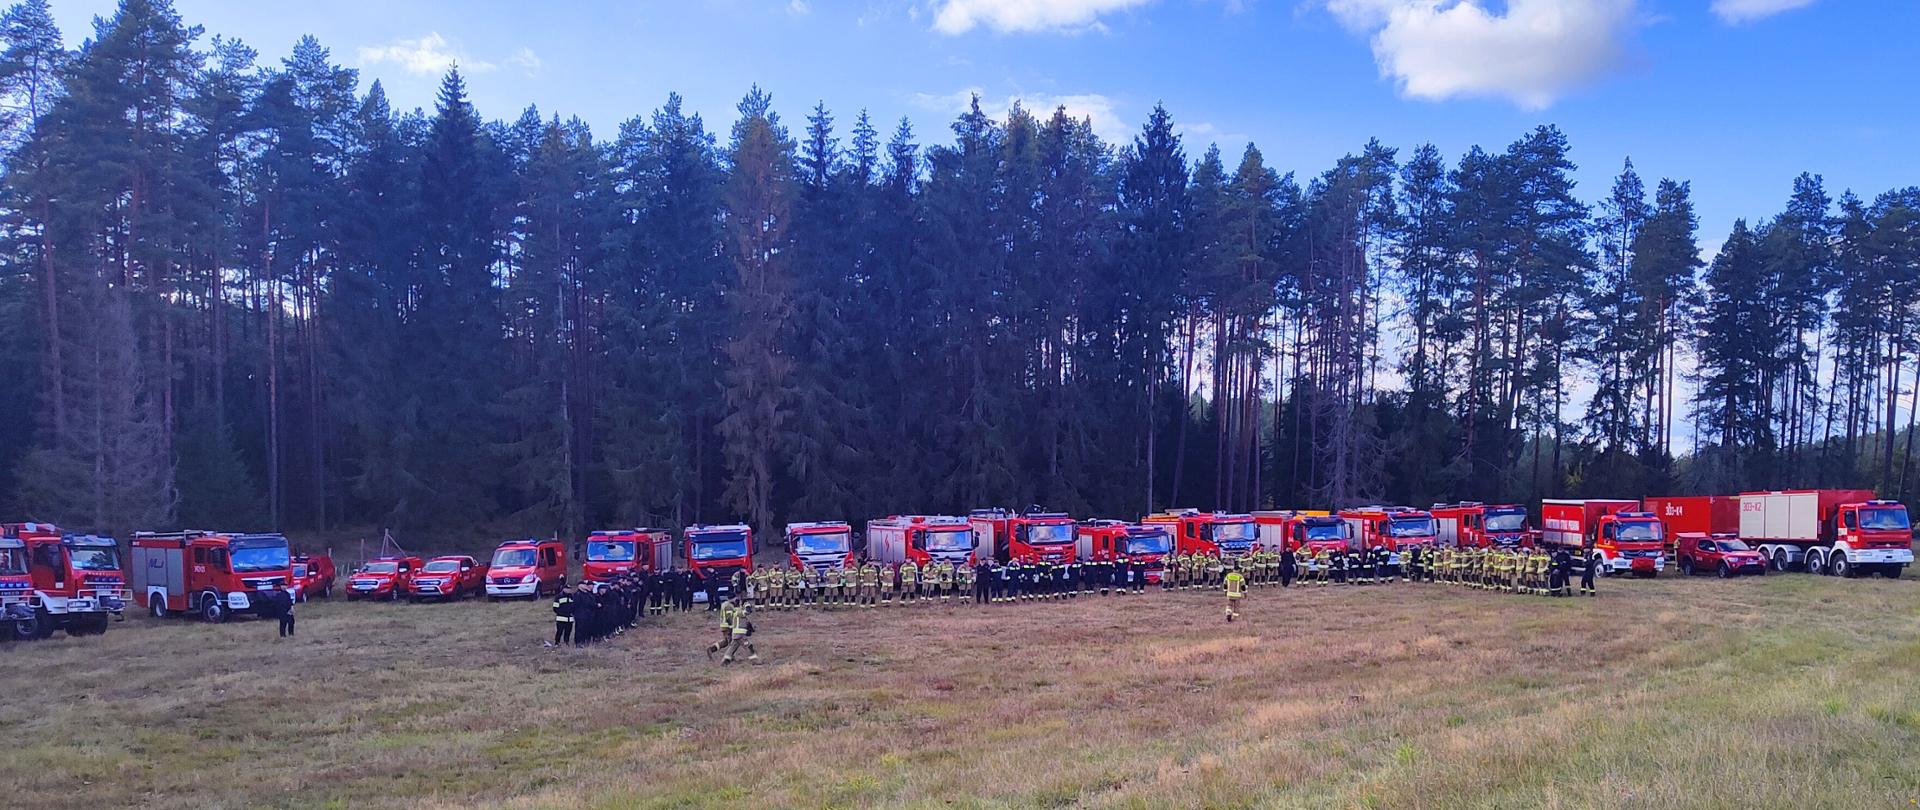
left=521, top=575, right=536, bottom=584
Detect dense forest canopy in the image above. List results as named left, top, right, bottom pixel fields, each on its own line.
left=3, top=0, right=1918, bottom=543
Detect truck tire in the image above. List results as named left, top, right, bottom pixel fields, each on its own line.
left=1830, top=553, right=1852, bottom=579
left=12, top=614, right=41, bottom=641
left=1884, top=565, right=1903, bottom=580
left=1806, top=550, right=1827, bottom=576
left=1679, top=557, right=1694, bottom=576
left=31, top=608, right=55, bottom=639
left=149, top=597, right=166, bottom=618
left=1717, top=562, right=1733, bottom=579
left=200, top=592, right=227, bottom=623
left=1770, top=548, right=1788, bottom=572
left=69, top=613, right=109, bottom=636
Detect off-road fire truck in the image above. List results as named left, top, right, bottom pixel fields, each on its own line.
left=685, top=524, right=754, bottom=601
left=345, top=555, right=423, bottom=601
left=290, top=552, right=336, bottom=600
left=1431, top=503, right=1535, bottom=549
left=1074, top=520, right=1174, bottom=582
left=1, top=523, right=126, bottom=639
left=786, top=521, right=857, bottom=572
left=581, top=529, right=673, bottom=583
left=410, top=555, right=487, bottom=601
left=130, top=531, right=293, bottom=622
left=485, top=538, right=568, bottom=599
left=866, top=516, right=980, bottom=566
left=1540, top=500, right=1666, bottom=578
left=1253, top=511, right=1348, bottom=555
left=1338, top=507, right=1439, bottom=573
left=1145, top=509, right=1258, bottom=558
left=1738, top=490, right=1912, bottom=577
left=970, top=509, right=1077, bottom=564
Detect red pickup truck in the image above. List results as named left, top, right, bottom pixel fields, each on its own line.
left=410, top=555, right=487, bottom=601
left=291, top=553, right=336, bottom=601
left=1675, top=533, right=1768, bottom=578
left=345, top=556, right=422, bottom=601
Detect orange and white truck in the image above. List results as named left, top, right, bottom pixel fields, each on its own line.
left=1738, top=490, right=1912, bottom=578
left=866, top=516, right=980, bottom=567
left=1540, top=499, right=1666, bottom=578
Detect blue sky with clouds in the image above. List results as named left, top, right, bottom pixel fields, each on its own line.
left=49, top=0, right=1914, bottom=255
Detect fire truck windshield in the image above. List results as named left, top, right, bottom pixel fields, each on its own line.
left=1861, top=507, right=1911, bottom=530
left=793, top=532, right=850, bottom=555
left=363, top=561, right=399, bottom=574
left=1388, top=518, right=1437, bottom=538
left=424, top=560, right=461, bottom=573
left=925, top=530, right=973, bottom=552
left=68, top=546, right=120, bottom=571
left=1485, top=511, right=1527, bottom=532
left=1615, top=521, right=1663, bottom=543
left=492, top=548, right=536, bottom=568
left=0, top=547, right=25, bottom=575
left=1125, top=532, right=1172, bottom=555
left=231, top=542, right=289, bottom=572
left=1303, top=523, right=1344, bottom=541
left=587, top=541, right=636, bottom=561
left=1213, top=522, right=1255, bottom=542
left=1024, top=524, right=1073, bottom=545
left=690, top=536, right=749, bottom=560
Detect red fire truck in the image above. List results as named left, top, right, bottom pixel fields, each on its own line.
left=2, top=523, right=127, bottom=638
left=1253, top=511, right=1349, bottom=554
left=290, top=552, right=336, bottom=600
left=130, top=531, right=293, bottom=622
left=866, top=515, right=980, bottom=566
left=1, top=532, right=32, bottom=638
left=1431, top=503, right=1535, bottom=549
left=1739, top=490, right=1912, bottom=577
left=581, top=529, right=673, bottom=583
left=1641, top=496, right=1739, bottom=559
left=1145, top=509, right=1258, bottom=558
left=410, top=555, right=488, bottom=601
left=1338, top=507, right=1439, bottom=573
left=1074, top=520, right=1174, bottom=582
left=345, top=555, right=423, bottom=601
left=1540, top=499, right=1666, bottom=577
left=786, top=521, right=857, bottom=572
left=685, top=524, right=753, bottom=601
left=970, top=509, right=1077, bottom=564
left=485, top=538, right=568, bottom=600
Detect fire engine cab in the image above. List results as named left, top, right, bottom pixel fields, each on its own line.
left=1540, top=499, right=1667, bottom=577
left=786, top=521, right=857, bottom=572
left=866, top=516, right=979, bottom=566
left=582, top=529, right=673, bottom=583
left=1339, top=507, right=1439, bottom=572
left=1431, top=503, right=1535, bottom=549
left=1, top=523, right=127, bottom=638
left=1074, top=521, right=1174, bottom=582
left=970, top=509, right=1076, bottom=564
left=130, top=531, right=292, bottom=622
left=685, top=524, right=754, bottom=601
left=1253, top=511, right=1350, bottom=554
left=1146, top=509, right=1258, bottom=558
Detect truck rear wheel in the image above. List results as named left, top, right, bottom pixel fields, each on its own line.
left=1770, top=548, right=1788, bottom=572
left=149, top=598, right=166, bottom=618
left=1679, top=557, right=1694, bottom=576
left=1830, top=554, right=1852, bottom=578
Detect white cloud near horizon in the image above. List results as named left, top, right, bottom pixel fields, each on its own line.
left=913, top=87, right=1130, bottom=144
left=929, top=0, right=1155, bottom=34
left=358, top=32, right=495, bottom=76
left=1709, top=0, right=1818, bottom=24
left=1325, top=0, right=1638, bottom=110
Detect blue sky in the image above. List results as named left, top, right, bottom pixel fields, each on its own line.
left=49, top=0, right=1914, bottom=252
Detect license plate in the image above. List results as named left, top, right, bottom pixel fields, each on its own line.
left=68, top=599, right=94, bottom=610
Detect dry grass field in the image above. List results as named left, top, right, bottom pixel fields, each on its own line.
left=4, top=571, right=1920, bottom=809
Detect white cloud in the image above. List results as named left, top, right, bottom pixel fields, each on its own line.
left=1326, top=0, right=1637, bottom=110
left=1710, top=0, right=1817, bottom=24
left=358, top=32, right=494, bottom=75
left=789, top=0, right=812, bottom=14
left=929, top=0, right=1155, bottom=34
left=510, top=47, right=541, bottom=73
left=912, top=87, right=1130, bottom=144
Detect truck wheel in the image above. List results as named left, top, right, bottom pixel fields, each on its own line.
left=1831, top=554, right=1851, bottom=579
left=1770, top=548, right=1788, bottom=572
left=13, top=614, right=42, bottom=641
left=1886, top=565, right=1904, bottom=580
left=149, top=598, right=166, bottom=619
left=1805, top=550, right=1826, bottom=576
left=200, top=593, right=227, bottom=623
left=1717, top=562, right=1733, bottom=579
left=1679, top=557, right=1694, bottom=576
left=31, top=608, right=55, bottom=639
left=69, top=613, right=109, bottom=637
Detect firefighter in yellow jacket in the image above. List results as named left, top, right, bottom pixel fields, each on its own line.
left=1223, top=564, right=1247, bottom=622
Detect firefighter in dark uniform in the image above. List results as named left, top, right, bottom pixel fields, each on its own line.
left=1550, top=548, right=1572, bottom=596
left=550, top=585, right=576, bottom=646
left=571, top=582, right=600, bottom=646
left=1279, top=546, right=1296, bottom=587
left=1330, top=548, right=1347, bottom=585
left=1578, top=545, right=1598, bottom=596
left=1406, top=546, right=1423, bottom=583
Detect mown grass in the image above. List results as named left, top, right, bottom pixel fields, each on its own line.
left=4, top=572, right=1920, bottom=809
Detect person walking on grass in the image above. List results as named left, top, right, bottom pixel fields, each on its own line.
left=707, top=598, right=760, bottom=665
left=1223, top=563, right=1247, bottom=623
left=274, top=583, right=297, bottom=638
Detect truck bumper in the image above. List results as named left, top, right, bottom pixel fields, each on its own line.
left=486, top=582, right=540, bottom=598
left=1847, top=549, right=1915, bottom=565
left=1608, top=557, right=1665, bottom=573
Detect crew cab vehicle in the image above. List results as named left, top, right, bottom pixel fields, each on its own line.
left=345, top=555, right=423, bottom=601
left=1675, top=533, right=1767, bottom=578
left=290, top=553, right=336, bottom=600
left=410, top=555, right=487, bottom=601
left=486, top=538, right=568, bottom=599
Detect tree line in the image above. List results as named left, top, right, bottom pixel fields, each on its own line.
left=2, top=0, right=1917, bottom=543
